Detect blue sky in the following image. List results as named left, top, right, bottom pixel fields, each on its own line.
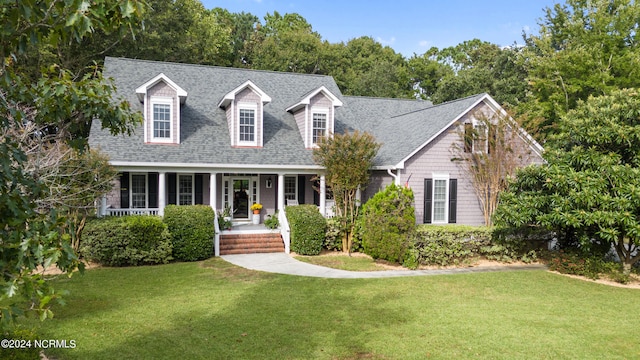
left=203, top=0, right=561, bottom=56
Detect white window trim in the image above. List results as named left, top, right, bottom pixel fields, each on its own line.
left=237, top=103, right=258, bottom=146
left=130, top=173, right=148, bottom=209
left=178, top=174, right=195, bottom=206
left=465, top=119, right=489, bottom=154
left=431, top=173, right=450, bottom=224
left=284, top=176, right=298, bottom=202
left=150, top=97, right=174, bottom=143
left=310, top=107, right=329, bottom=147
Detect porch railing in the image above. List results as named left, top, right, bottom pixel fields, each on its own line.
left=279, top=209, right=291, bottom=254
left=105, top=208, right=160, bottom=217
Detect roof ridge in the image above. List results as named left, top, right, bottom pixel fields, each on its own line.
left=343, top=94, right=429, bottom=103
left=390, top=93, right=487, bottom=119
left=105, top=56, right=336, bottom=79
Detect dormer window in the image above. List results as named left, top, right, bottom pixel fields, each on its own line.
left=152, top=98, right=173, bottom=141
left=238, top=104, right=257, bottom=145
left=312, top=109, right=328, bottom=145
left=218, top=80, right=271, bottom=148
left=286, top=86, right=342, bottom=149
left=136, top=73, right=187, bottom=145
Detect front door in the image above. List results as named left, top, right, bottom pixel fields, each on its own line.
left=232, top=178, right=250, bottom=219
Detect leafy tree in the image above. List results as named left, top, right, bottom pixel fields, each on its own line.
left=451, top=111, right=539, bottom=226
left=330, top=36, right=412, bottom=98
left=248, top=11, right=325, bottom=73
left=520, top=0, right=640, bottom=139
left=495, top=89, right=640, bottom=274
left=407, top=47, right=453, bottom=100
left=428, top=40, right=528, bottom=107
left=0, top=0, right=145, bottom=328
left=313, top=131, right=380, bottom=254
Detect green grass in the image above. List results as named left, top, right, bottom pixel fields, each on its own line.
left=21, top=258, right=640, bottom=360
left=294, top=253, right=392, bottom=271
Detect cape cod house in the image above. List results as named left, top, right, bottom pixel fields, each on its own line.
left=90, top=57, right=544, bottom=255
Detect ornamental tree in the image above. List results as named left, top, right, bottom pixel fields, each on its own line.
left=494, top=89, right=640, bottom=274
left=450, top=110, right=539, bottom=226
left=313, top=131, right=380, bottom=254
left=0, top=0, right=145, bottom=328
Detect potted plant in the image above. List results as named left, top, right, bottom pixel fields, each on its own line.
left=250, top=203, right=263, bottom=214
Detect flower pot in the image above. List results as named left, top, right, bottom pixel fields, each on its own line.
left=253, top=210, right=260, bottom=214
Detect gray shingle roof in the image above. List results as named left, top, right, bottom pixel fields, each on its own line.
left=89, top=57, right=486, bottom=169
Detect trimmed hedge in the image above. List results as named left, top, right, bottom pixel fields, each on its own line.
left=412, top=225, right=492, bottom=266
left=286, top=205, right=326, bottom=255
left=163, top=205, right=215, bottom=261
left=81, top=216, right=173, bottom=266
left=360, top=184, right=415, bottom=263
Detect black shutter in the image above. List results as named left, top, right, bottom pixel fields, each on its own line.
left=168, top=173, right=177, bottom=205
left=448, top=179, right=457, bottom=223
left=120, top=172, right=129, bottom=209
left=424, top=179, right=432, bottom=224
left=195, top=174, right=203, bottom=205
left=298, top=175, right=306, bottom=204
left=488, top=124, right=497, bottom=154
left=464, top=123, right=473, bottom=153
left=148, top=173, right=158, bottom=208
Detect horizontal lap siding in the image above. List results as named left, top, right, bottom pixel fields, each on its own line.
left=404, top=112, right=484, bottom=225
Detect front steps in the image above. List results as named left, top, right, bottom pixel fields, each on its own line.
left=219, top=232, right=285, bottom=255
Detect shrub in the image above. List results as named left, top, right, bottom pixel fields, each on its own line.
left=414, top=225, right=491, bottom=266
left=81, top=216, right=173, bottom=266
left=286, top=205, right=326, bottom=255
left=164, top=205, right=215, bottom=261
left=489, top=226, right=553, bottom=262
left=359, top=184, right=415, bottom=263
left=548, top=250, right=630, bottom=283
left=0, top=327, right=40, bottom=360
left=324, top=216, right=343, bottom=251
left=264, top=211, right=280, bottom=230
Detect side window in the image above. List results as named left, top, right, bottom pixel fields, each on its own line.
left=424, top=177, right=457, bottom=224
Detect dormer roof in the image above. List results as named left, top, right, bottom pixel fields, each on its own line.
left=217, top=80, right=272, bottom=108
left=285, top=86, right=343, bottom=113
left=135, top=73, right=187, bottom=103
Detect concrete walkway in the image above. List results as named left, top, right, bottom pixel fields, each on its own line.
left=221, top=253, right=547, bottom=279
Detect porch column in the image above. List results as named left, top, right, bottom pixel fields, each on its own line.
left=209, top=172, right=217, bottom=211
left=211, top=172, right=219, bottom=257
left=319, top=175, right=326, bottom=216
left=277, top=173, right=285, bottom=212
left=158, top=172, right=166, bottom=216
left=99, top=196, right=107, bottom=217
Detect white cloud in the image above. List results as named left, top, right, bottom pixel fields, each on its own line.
left=418, top=40, right=430, bottom=47
left=376, top=36, right=396, bottom=46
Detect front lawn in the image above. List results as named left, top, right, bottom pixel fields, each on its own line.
left=24, top=259, right=640, bottom=359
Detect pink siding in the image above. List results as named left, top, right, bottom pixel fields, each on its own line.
left=147, top=81, right=178, bottom=143
left=293, top=109, right=306, bottom=145
left=106, top=179, right=120, bottom=209
left=309, top=93, right=333, bottom=147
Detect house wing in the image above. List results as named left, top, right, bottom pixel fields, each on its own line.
left=368, top=93, right=543, bottom=169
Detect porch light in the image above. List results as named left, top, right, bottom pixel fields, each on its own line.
left=266, top=177, right=273, bottom=188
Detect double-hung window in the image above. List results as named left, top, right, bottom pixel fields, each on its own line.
left=432, top=178, right=448, bottom=223
left=284, top=176, right=297, bottom=201
left=425, top=175, right=457, bottom=224
left=312, top=111, right=328, bottom=145
left=178, top=174, right=194, bottom=206
left=131, top=174, right=147, bottom=209
left=238, top=104, right=257, bottom=145
left=151, top=98, right=172, bottom=142
left=464, top=121, right=488, bottom=153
